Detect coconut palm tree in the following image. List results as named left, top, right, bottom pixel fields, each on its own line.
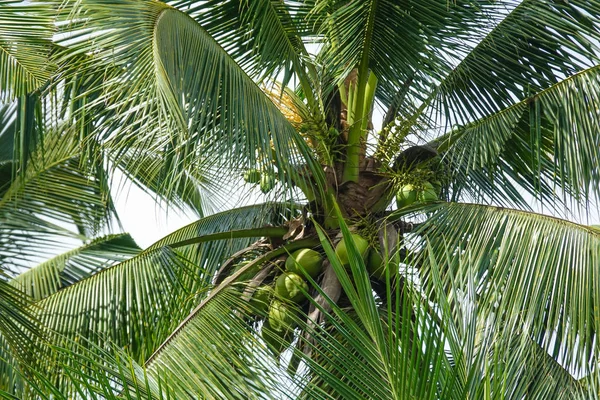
left=2, top=0, right=600, bottom=398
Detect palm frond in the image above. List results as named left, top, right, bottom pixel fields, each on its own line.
left=0, top=0, right=55, bottom=103
left=11, top=233, right=140, bottom=301
left=170, top=0, right=316, bottom=89
left=144, top=289, right=295, bottom=399
left=315, top=1, right=499, bottom=106
left=423, top=0, right=600, bottom=127
left=395, top=202, right=600, bottom=383
left=28, top=246, right=199, bottom=394
left=53, top=0, right=325, bottom=208
left=439, top=65, right=600, bottom=211
left=146, top=202, right=296, bottom=251
left=24, top=204, right=300, bottom=391
left=0, top=279, right=43, bottom=396
left=0, top=130, right=119, bottom=271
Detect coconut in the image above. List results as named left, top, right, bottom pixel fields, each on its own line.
left=249, top=286, right=272, bottom=315
left=285, top=248, right=323, bottom=278
left=275, top=272, right=308, bottom=303
left=260, top=173, right=275, bottom=193
left=268, top=300, right=300, bottom=333
left=335, top=233, right=370, bottom=265
left=243, top=169, right=261, bottom=184
left=396, top=184, right=418, bottom=209
left=419, top=181, right=438, bottom=202
left=367, top=249, right=398, bottom=281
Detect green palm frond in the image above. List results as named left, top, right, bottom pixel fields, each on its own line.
left=439, top=64, right=600, bottom=209
left=29, top=246, right=198, bottom=392
left=0, top=102, right=17, bottom=164
left=171, top=0, right=316, bottom=90
left=395, top=202, right=600, bottom=382
left=0, top=279, right=42, bottom=396
left=0, top=0, right=55, bottom=103
left=115, top=151, right=211, bottom=216
left=315, top=1, right=500, bottom=104
left=144, top=289, right=294, bottom=399
left=2, top=335, right=163, bottom=399
left=0, top=130, right=119, bottom=270
left=423, top=243, right=588, bottom=400
left=287, top=210, right=594, bottom=399
left=0, top=279, right=37, bottom=354
left=11, top=233, right=140, bottom=301
left=423, top=0, right=600, bottom=127
left=22, top=204, right=299, bottom=391
left=53, top=0, right=325, bottom=207
left=146, top=202, right=296, bottom=251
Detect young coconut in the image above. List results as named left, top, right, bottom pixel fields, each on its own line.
left=243, top=169, right=261, bottom=184
left=367, top=248, right=399, bottom=281
left=260, top=173, right=276, bottom=193
left=335, top=233, right=370, bottom=265
left=418, top=181, right=438, bottom=202
left=275, top=272, right=308, bottom=303
left=268, top=300, right=301, bottom=333
left=249, top=286, right=273, bottom=315
left=285, top=248, right=323, bottom=278
left=396, top=184, right=418, bottom=209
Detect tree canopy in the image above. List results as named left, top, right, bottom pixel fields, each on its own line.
left=1, top=0, right=600, bottom=398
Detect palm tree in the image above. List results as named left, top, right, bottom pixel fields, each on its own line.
left=2, top=0, right=600, bottom=398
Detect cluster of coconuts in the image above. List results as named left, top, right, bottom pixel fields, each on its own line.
left=243, top=168, right=276, bottom=194
left=334, top=233, right=398, bottom=281
left=396, top=181, right=441, bottom=209
left=254, top=248, right=324, bottom=354
left=255, top=234, right=399, bottom=355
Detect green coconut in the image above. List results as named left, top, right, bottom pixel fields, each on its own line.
left=335, top=233, right=370, bottom=265
left=268, top=300, right=301, bottom=333
left=285, top=248, right=323, bottom=278
left=367, top=249, right=398, bottom=281
left=419, top=181, right=438, bottom=203
left=243, top=169, right=261, bottom=184
left=275, top=272, right=308, bottom=303
left=396, top=184, right=418, bottom=209
left=249, top=286, right=272, bottom=315
left=260, top=173, right=276, bottom=193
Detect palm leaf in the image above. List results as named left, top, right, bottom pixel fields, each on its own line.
left=171, top=0, right=316, bottom=89
left=315, top=1, right=500, bottom=105
left=10, top=233, right=141, bottom=301
left=145, top=202, right=296, bottom=251
left=0, top=0, right=54, bottom=102
left=395, top=202, right=600, bottom=383
left=0, top=279, right=43, bottom=397
left=439, top=64, right=600, bottom=211
left=23, top=204, right=297, bottom=392
left=0, top=130, right=119, bottom=271
left=52, top=0, right=325, bottom=207
left=29, top=246, right=199, bottom=392
left=144, top=289, right=295, bottom=399
left=422, top=0, right=600, bottom=127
